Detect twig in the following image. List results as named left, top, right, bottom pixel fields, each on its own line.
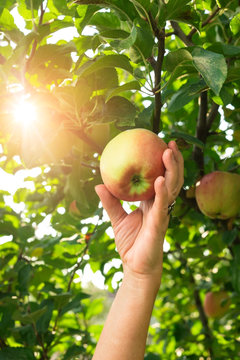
left=81, top=162, right=100, bottom=171
left=32, top=322, right=49, bottom=360
left=67, top=245, right=89, bottom=292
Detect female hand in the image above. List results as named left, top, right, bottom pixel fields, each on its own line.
left=95, top=141, right=184, bottom=282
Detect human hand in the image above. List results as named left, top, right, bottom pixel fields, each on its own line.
left=95, top=141, right=184, bottom=284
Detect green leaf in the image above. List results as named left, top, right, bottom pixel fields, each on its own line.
left=171, top=131, right=204, bottom=148
left=85, top=298, right=104, bottom=319
left=13, top=306, right=48, bottom=325
left=231, top=259, right=240, bottom=293
left=17, top=225, right=35, bottom=243
left=0, top=0, right=16, bottom=16
left=158, top=0, right=197, bottom=27
left=105, top=96, right=136, bottom=127
left=135, top=103, right=153, bottom=130
left=89, top=10, right=121, bottom=29
left=51, top=293, right=72, bottom=309
left=165, top=0, right=191, bottom=19
left=0, top=348, right=35, bottom=360
left=132, top=21, right=154, bottom=60
left=75, top=0, right=137, bottom=21
left=114, top=22, right=138, bottom=51
left=38, top=19, right=74, bottom=40
left=51, top=0, right=76, bottom=16
left=192, top=47, right=227, bottom=96
left=206, top=42, right=240, bottom=57
left=168, top=78, right=206, bottom=112
left=63, top=345, right=85, bottom=360
left=84, top=67, right=119, bottom=91
left=61, top=292, right=90, bottom=315
left=164, top=48, right=193, bottom=72
left=163, top=61, right=197, bottom=92
left=28, top=43, right=75, bottom=72
left=36, top=300, right=54, bottom=333
left=18, top=264, right=33, bottom=294
left=226, top=66, right=240, bottom=83
left=0, top=8, right=17, bottom=30
left=75, top=4, right=98, bottom=33
left=65, top=164, right=100, bottom=218
left=77, top=54, right=133, bottom=77
left=230, top=13, right=240, bottom=35
left=106, top=81, right=140, bottom=102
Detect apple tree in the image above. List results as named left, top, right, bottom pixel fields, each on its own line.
left=0, top=0, right=240, bottom=359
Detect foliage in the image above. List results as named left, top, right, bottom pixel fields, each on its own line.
left=0, top=0, right=240, bottom=359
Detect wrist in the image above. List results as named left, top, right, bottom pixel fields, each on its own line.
left=122, top=267, right=162, bottom=296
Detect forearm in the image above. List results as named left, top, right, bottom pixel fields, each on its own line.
left=92, top=271, right=161, bottom=360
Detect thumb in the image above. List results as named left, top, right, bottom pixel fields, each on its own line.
left=95, top=184, right=127, bottom=226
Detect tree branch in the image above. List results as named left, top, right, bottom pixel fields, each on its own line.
left=148, top=12, right=166, bottom=134
left=170, top=21, right=193, bottom=46
left=153, top=33, right=165, bottom=134
left=0, top=337, right=7, bottom=349
left=26, top=2, right=46, bottom=70
left=187, top=6, right=220, bottom=41
left=175, top=243, right=214, bottom=358
left=70, top=129, right=103, bottom=153
left=206, top=102, right=219, bottom=132
left=193, top=91, right=208, bottom=175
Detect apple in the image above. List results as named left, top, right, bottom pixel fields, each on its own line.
left=203, top=291, right=230, bottom=318
left=69, top=200, right=81, bottom=216
left=195, top=171, right=240, bottom=219
left=100, top=128, right=167, bottom=201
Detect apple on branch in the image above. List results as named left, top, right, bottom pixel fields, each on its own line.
left=195, top=171, right=240, bottom=219
left=69, top=200, right=81, bottom=217
left=203, top=291, right=231, bottom=319
left=100, top=128, right=167, bottom=202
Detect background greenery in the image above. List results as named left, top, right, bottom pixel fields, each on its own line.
left=0, top=0, right=240, bottom=359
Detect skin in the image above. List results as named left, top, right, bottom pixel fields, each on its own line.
left=93, top=141, right=184, bottom=360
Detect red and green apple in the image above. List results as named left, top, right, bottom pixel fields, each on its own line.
left=100, top=128, right=167, bottom=202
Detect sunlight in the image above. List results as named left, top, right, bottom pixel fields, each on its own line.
left=13, top=100, right=38, bottom=125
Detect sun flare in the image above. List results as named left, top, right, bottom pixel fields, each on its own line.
left=13, top=100, right=38, bottom=125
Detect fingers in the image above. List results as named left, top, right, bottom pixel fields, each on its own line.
left=168, top=140, right=184, bottom=185
left=95, top=184, right=127, bottom=226
left=151, top=176, right=169, bottom=227
left=162, top=141, right=184, bottom=204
